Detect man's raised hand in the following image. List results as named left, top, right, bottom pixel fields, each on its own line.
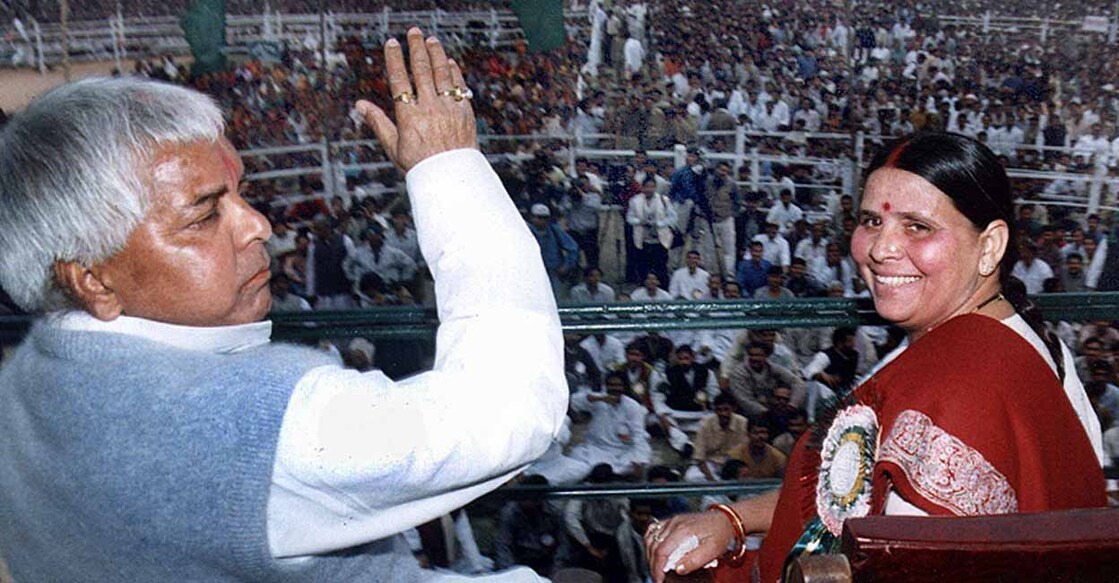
left=355, top=27, right=478, bottom=172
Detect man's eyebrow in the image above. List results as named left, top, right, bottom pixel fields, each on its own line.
left=188, top=185, right=229, bottom=208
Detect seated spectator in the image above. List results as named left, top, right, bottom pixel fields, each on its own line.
left=267, top=220, right=298, bottom=261
left=617, top=341, right=690, bottom=455
left=565, top=333, right=603, bottom=393
left=749, top=329, right=801, bottom=374
left=342, top=224, right=417, bottom=291
left=685, top=392, right=750, bottom=482
left=771, top=408, right=809, bottom=457
left=569, top=267, right=616, bottom=304
left=735, top=240, right=771, bottom=296
left=268, top=273, right=311, bottom=312
left=1076, top=336, right=1107, bottom=381
left=668, top=250, right=711, bottom=300
left=702, top=273, right=725, bottom=300
left=384, top=208, right=423, bottom=268
left=753, top=265, right=795, bottom=301
left=793, top=219, right=830, bottom=267
left=495, top=475, right=569, bottom=576
left=616, top=499, right=655, bottom=583
left=802, top=327, right=860, bottom=420
left=753, top=222, right=791, bottom=270
left=727, top=341, right=807, bottom=416
left=785, top=256, right=824, bottom=297
left=579, top=332, right=626, bottom=377
left=759, top=385, right=798, bottom=440
left=660, top=344, right=718, bottom=430
left=1087, top=363, right=1119, bottom=423
left=355, top=272, right=396, bottom=309
left=809, top=242, right=855, bottom=296
left=626, top=332, right=674, bottom=369
left=727, top=416, right=788, bottom=479
left=1061, top=253, right=1088, bottom=293
left=569, top=372, right=651, bottom=478
left=693, top=281, right=747, bottom=373
left=645, top=466, right=691, bottom=519
left=1012, top=240, right=1054, bottom=295
left=525, top=417, right=593, bottom=487
left=563, top=464, right=629, bottom=581
left=766, top=189, right=804, bottom=235
left=630, top=271, right=673, bottom=302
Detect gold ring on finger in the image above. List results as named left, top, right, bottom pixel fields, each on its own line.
left=393, top=91, right=415, bottom=104
left=448, top=86, right=473, bottom=102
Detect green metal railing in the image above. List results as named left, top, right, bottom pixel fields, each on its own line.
left=3, top=293, right=1117, bottom=486
left=4, top=294, right=1117, bottom=344
left=267, top=292, right=1119, bottom=341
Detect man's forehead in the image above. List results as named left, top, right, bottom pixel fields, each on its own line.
left=147, top=139, right=242, bottom=205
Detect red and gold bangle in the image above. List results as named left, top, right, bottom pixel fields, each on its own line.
left=707, top=503, right=748, bottom=562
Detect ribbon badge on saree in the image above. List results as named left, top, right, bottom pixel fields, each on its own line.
left=817, top=404, right=879, bottom=536
left=787, top=404, right=880, bottom=565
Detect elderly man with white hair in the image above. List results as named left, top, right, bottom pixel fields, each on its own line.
left=0, top=29, right=566, bottom=581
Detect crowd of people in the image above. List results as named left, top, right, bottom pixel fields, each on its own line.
left=4, top=1, right=1119, bottom=581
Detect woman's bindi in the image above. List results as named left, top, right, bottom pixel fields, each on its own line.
left=882, top=202, right=891, bottom=212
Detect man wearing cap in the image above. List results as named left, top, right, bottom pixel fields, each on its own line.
left=529, top=203, right=581, bottom=300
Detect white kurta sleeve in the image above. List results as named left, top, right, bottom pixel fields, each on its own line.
left=267, top=149, right=567, bottom=557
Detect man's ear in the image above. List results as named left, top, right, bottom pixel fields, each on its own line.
left=52, top=261, right=123, bottom=322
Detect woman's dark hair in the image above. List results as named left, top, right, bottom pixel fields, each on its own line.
left=867, top=131, right=1063, bottom=378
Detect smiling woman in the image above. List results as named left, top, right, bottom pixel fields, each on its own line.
left=643, top=133, right=1107, bottom=583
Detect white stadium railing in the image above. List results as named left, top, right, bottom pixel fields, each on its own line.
left=242, top=129, right=1119, bottom=216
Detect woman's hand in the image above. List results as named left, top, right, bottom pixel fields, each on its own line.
left=355, top=27, right=478, bottom=172
left=644, top=510, right=734, bottom=582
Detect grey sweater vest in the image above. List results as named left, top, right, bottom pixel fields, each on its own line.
left=0, top=322, right=423, bottom=582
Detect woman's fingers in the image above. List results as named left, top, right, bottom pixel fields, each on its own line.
left=383, top=37, right=414, bottom=108
left=407, top=27, right=437, bottom=102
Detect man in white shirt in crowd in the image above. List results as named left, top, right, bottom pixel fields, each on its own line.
left=384, top=207, right=424, bottom=268
left=569, top=266, right=616, bottom=304
left=753, top=222, right=792, bottom=271
left=0, top=28, right=565, bottom=581
left=765, top=189, right=804, bottom=235
left=668, top=250, right=711, bottom=300
left=569, top=372, right=652, bottom=478
left=1072, top=123, right=1111, bottom=166
left=793, top=219, right=830, bottom=267
left=630, top=272, right=673, bottom=302
left=580, top=332, right=627, bottom=376
left=809, top=242, right=856, bottom=296
left=343, top=223, right=418, bottom=291
left=1012, top=240, right=1055, bottom=295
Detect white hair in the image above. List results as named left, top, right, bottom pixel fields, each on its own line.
left=0, top=77, right=224, bottom=312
